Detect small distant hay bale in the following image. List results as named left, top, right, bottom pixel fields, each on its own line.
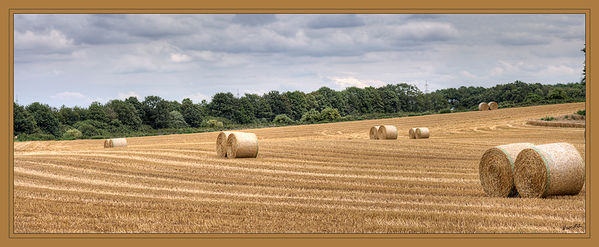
left=226, top=132, right=259, bottom=158
left=369, top=126, right=380, bottom=140
left=104, top=138, right=127, bottom=148
left=409, top=128, right=417, bottom=139
left=488, top=101, right=499, bottom=110
left=479, top=102, right=489, bottom=111
left=479, top=143, right=534, bottom=197
left=415, top=128, right=430, bottom=139
left=216, top=131, right=240, bottom=158
left=514, top=143, right=585, bottom=198
left=377, top=125, right=398, bottom=139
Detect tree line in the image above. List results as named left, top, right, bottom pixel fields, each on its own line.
left=13, top=80, right=585, bottom=140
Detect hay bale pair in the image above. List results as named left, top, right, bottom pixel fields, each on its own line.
left=409, top=127, right=430, bottom=139
left=369, top=125, right=397, bottom=140
left=478, top=101, right=499, bottom=111
left=104, top=138, right=127, bottom=148
left=216, top=131, right=259, bottom=158
left=479, top=143, right=584, bottom=198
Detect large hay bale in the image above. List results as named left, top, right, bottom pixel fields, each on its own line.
left=479, top=102, right=489, bottom=111
left=369, top=126, right=380, bottom=140
left=216, top=131, right=239, bottom=158
left=415, top=128, right=430, bottom=139
left=409, top=128, right=417, bottom=139
left=514, top=143, right=585, bottom=198
left=104, top=138, right=127, bottom=148
left=377, top=125, right=398, bottom=139
left=479, top=143, right=535, bottom=197
left=488, top=101, right=499, bottom=110
left=226, top=132, right=259, bottom=158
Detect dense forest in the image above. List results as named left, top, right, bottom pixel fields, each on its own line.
left=13, top=80, right=586, bottom=141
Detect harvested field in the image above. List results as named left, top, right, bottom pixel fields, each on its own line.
left=13, top=103, right=586, bottom=234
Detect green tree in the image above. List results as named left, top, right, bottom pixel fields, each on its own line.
left=168, top=110, right=189, bottom=128
left=13, top=102, right=37, bottom=135
left=300, top=108, right=321, bottom=123
left=105, top=99, right=142, bottom=129
left=57, top=105, right=80, bottom=126
left=273, top=114, right=294, bottom=124
left=142, top=96, right=171, bottom=129
left=582, top=45, right=586, bottom=85
left=320, top=107, right=341, bottom=121
left=208, top=92, right=239, bottom=121
left=26, top=102, right=60, bottom=136
left=88, top=102, right=109, bottom=123
left=180, top=98, right=205, bottom=127
left=282, top=91, right=308, bottom=120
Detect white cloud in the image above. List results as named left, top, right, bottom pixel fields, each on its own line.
left=50, top=91, right=85, bottom=99
left=329, top=76, right=386, bottom=89
left=118, top=91, right=140, bottom=99
left=15, top=29, right=73, bottom=51
left=170, top=53, right=191, bottom=63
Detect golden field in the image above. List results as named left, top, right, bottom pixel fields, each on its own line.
left=12, top=102, right=586, bottom=234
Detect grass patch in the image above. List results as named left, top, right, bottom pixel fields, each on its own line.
left=541, top=116, right=556, bottom=121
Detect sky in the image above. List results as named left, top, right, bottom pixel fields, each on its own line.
left=14, top=14, right=585, bottom=108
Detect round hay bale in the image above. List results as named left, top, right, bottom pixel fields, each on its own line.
left=415, top=128, right=430, bottom=139
left=370, top=126, right=380, bottom=140
left=377, top=125, right=398, bottom=139
left=514, top=143, right=585, bottom=198
left=479, top=143, right=534, bottom=197
left=488, top=101, right=499, bottom=110
left=409, top=128, right=417, bottom=139
left=104, top=138, right=127, bottom=148
left=216, top=131, right=238, bottom=158
left=226, top=132, right=259, bottom=158
left=479, top=102, right=489, bottom=111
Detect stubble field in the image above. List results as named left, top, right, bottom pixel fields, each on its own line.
left=13, top=102, right=586, bottom=234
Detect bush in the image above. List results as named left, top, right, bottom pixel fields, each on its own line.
left=63, top=129, right=83, bottom=139
left=74, top=121, right=102, bottom=137
left=204, top=119, right=224, bottom=128
left=319, top=107, right=341, bottom=122
left=17, top=133, right=56, bottom=141
left=301, top=109, right=321, bottom=123
left=273, top=114, right=294, bottom=124
left=438, top=109, right=452, bottom=114
left=541, top=116, right=556, bottom=121
left=576, top=109, right=586, bottom=116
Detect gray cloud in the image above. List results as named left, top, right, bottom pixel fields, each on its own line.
left=307, top=14, right=365, bottom=29
left=232, top=14, right=277, bottom=26
left=13, top=14, right=585, bottom=107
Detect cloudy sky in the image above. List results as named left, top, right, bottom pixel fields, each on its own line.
left=14, top=14, right=585, bottom=107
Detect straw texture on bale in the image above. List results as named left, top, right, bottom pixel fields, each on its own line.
left=369, top=126, right=380, bottom=140
left=104, top=138, right=127, bottom=148
left=409, top=128, right=417, bottom=139
left=514, top=143, right=585, bottom=198
left=216, top=131, right=239, bottom=157
left=415, top=128, right=430, bottom=139
left=488, top=101, right=499, bottom=110
left=377, top=125, right=398, bottom=139
left=226, top=132, right=259, bottom=158
left=479, top=143, right=535, bottom=197
left=479, top=102, right=490, bottom=111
